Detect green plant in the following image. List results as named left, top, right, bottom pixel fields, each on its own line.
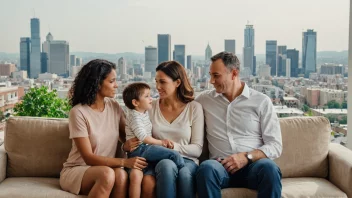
left=341, top=101, right=347, bottom=109
left=327, top=100, right=341, bottom=109
left=339, top=116, right=347, bottom=125
left=302, top=104, right=310, bottom=112
left=14, top=86, right=71, bottom=118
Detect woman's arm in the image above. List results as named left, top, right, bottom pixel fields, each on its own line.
left=118, top=106, right=126, bottom=143
left=70, top=107, right=147, bottom=170
left=173, top=102, right=204, bottom=158
left=74, top=137, right=147, bottom=170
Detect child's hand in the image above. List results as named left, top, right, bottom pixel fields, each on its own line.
left=161, top=139, right=174, bottom=149
left=124, top=137, right=141, bottom=152
left=161, top=139, right=169, bottom=148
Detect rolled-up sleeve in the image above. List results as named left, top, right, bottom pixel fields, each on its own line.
left=258, top=98, right=283, bottom=160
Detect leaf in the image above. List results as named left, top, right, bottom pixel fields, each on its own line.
left=13, top=86, right=72, bottom=118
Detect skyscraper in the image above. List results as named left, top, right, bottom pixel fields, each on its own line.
left=49, top=41, right=70, bottom=76
left=118, top=57, right=127, bottom=80
left=187, top=55, right=192, bottom=70
left=243, top=24, right=255, bottom=76
left=266, top=40, right=278, bottom=76
left=70, top=55, right=76, bottom=67
left=277, top=55, right=285, bottom=77
left=205, top=43, right=212, bottom=61
left=30, top=18, right=41, bottom=78
left=69, top=55, right=76, bottom=77
left=286, top=49, right=299, bottom=77
left=174, top=45, right=186, bottom=66
left=40, top=52, right=48, bottom=73
left=225, top=39, right=236, bottom=54
left=145, top=46, right=158, bottom=77
left=157, top=34, right=171, bottom=64
left=277, top=45, right=287, bottom=76
left=20, top=37, right=31, bottom=72
left=302, top=29, right=317, bottom=77
left=76, top=58, right=82, bottom=66
left=42, top=32, right=53, bottom=72
left=278, top=45, right=287, bottom=55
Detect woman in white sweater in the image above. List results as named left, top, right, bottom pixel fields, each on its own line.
left=124, top=61, right=204, bottom=198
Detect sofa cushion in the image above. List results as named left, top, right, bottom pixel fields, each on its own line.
left=274, top=116, right=331, bottom=178
left=0, top=145, right=6, bottom=183
left=280, top=178, right=347, bottom=198
left=5, top=117, right=71, bottom=177
left=220, top=178, right=347, bottom=198
left=0, top=177, right=87, bottom=198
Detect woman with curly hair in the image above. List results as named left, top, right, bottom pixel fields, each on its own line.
left=60, top=59, right=147, bottom=198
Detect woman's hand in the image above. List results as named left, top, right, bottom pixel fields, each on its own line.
left=123, top=137, right=141, bottom=152
left=123, top=157, right=148, bottom=170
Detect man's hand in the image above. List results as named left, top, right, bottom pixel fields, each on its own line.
left=219, top=153, right=248, bottom=174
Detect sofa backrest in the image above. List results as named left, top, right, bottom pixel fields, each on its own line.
left=274, top=116, right=330, bottom=178
left=4, top=116, right=124, bottom=178
left=5, top=117, right=71, bottom=177
left=199, top=116, right=331, bottom=178
left=5, top=116, right=331, bottom=179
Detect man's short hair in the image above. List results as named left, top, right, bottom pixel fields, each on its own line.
left=211, top=52, right=240, bottom=71
left=122, top=82, right=150, bottom=109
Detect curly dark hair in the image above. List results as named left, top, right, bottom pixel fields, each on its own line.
left=69, top=59, right=116, bottom=107
left=156, top=61, right=194, bottom=103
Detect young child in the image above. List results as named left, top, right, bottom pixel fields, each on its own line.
left=122, top=82, right=185, bottom=198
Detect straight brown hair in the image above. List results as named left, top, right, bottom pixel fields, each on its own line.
left=156, top=61, right=194, bottom=103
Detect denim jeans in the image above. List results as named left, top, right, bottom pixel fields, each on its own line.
left=155, top=158, right=198, bottom=198
left=196, top=159, right=282, bottom=198
left=128, top=143, right=185, bottom=170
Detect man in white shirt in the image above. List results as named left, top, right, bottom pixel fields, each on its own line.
left=196, top=52, right=283, bottom=198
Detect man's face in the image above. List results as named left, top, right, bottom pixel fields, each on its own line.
left=209, top=59, right=235, bottom=94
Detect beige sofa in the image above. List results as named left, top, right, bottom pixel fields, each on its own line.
left=0, top=116, right=351, bottom=198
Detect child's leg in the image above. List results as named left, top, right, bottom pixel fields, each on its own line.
left=142, top=145, right=185, bottom=169
left=129, top=169, right=143, bottom=198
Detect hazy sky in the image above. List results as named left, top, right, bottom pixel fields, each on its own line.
left=0, top=0, right=349, bottom=55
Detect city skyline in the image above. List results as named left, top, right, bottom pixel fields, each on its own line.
left=0, top=0, right=349, bottom=55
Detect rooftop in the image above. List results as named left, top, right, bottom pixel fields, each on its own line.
left=313, top=109, right=348, bottom=115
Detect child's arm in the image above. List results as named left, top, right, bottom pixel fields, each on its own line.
left=130, top=112, right=170, bottom=147
left=143, top=136, right=165, bottom=146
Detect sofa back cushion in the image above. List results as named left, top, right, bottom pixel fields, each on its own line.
left=274, top=116, right=330, bottom=178
left=5, top=116, right=125, bottom=178
left=5, top=117, right=71, bottom=177
left=199, top=116, right=331, bottom=178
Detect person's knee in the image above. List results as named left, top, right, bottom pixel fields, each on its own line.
left=129, top=169, right=143, bottom=184
left=114, top=168, right=128, bottom=186
left=179, top=167, right=193, bottom=180
left=197, top=160, right=221, bottom=178
left=155, top=159, right=178, bottom=175
left=256, top=159, right=282, bottom=181
left=98, top=166, right=115, bottom=189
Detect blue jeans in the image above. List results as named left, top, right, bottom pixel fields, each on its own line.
left=196, top=159, right=282, bottom=198
left=155, top=158, right=198, bottom=198
left=128, top=143, right=185, bottom=170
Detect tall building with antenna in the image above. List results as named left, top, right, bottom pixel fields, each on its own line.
left=30, top=18, right=41, bottom=78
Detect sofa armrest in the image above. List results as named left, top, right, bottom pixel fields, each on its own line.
left=328, top=143, right=352, bottom=198
left=0, top=145, right=6, bottom=184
